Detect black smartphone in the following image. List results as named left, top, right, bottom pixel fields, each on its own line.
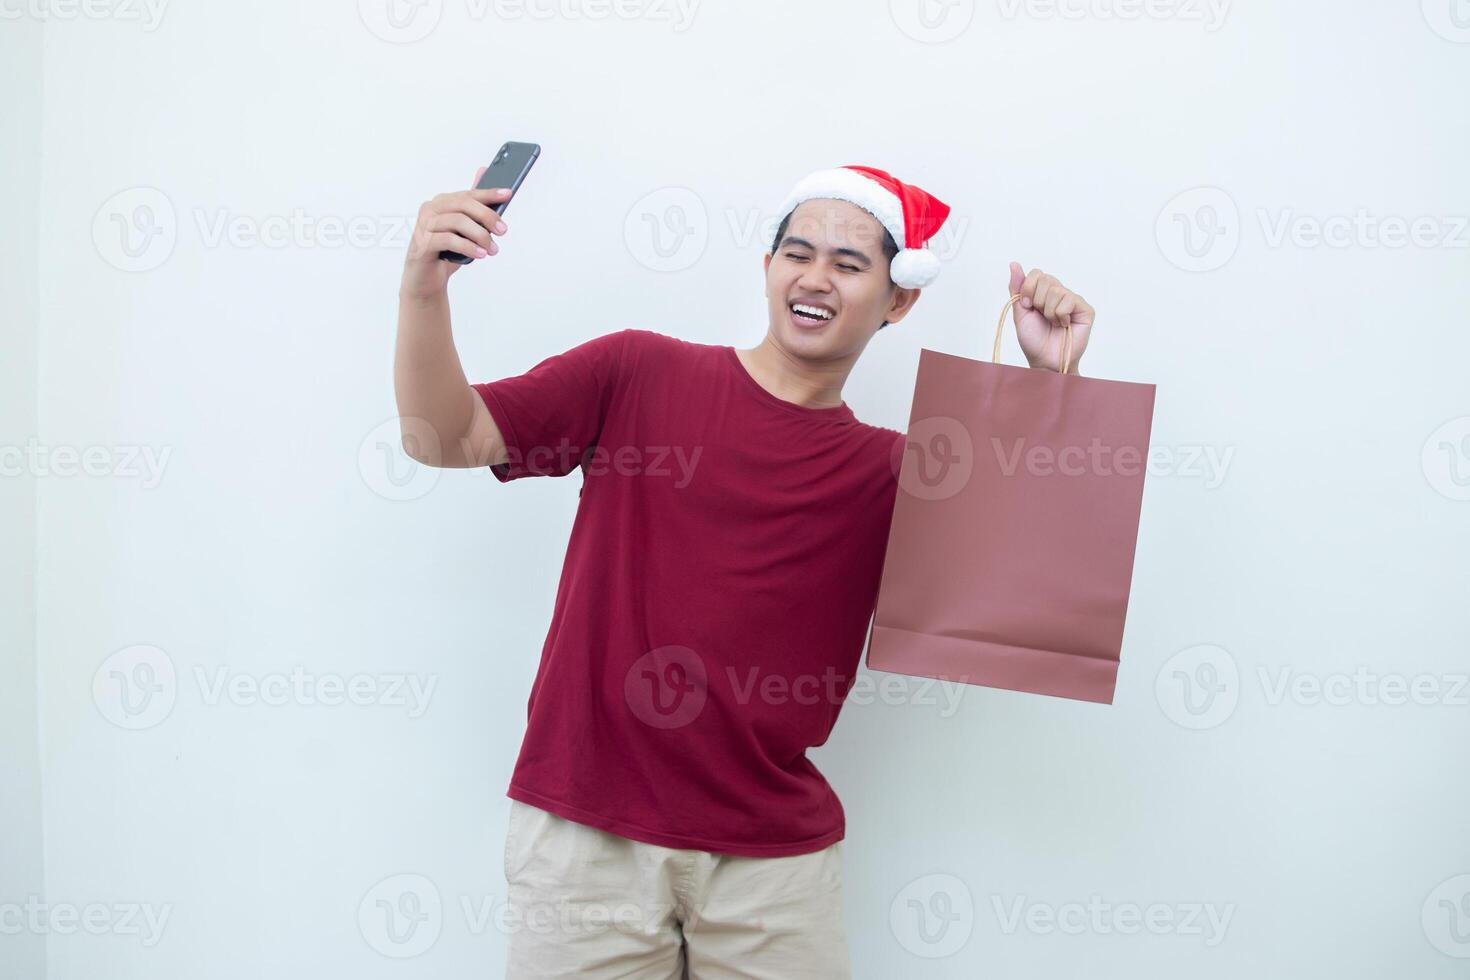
left=439, top=141, right=540, bottom=264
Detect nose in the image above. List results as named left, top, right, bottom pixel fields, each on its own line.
left=797, top=259, right=833, bottom=293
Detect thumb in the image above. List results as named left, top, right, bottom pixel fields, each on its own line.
left=472, top=165, right=487, bottom=188
left=1008, top=261, right=1027, bottom=323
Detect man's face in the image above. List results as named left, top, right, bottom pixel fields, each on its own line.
left=763, top=199, right=920, bottom=360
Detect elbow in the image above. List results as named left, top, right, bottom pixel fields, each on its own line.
left=400, top=432, right=424, bottom=464
left=399, top=425, right=442, bottom=467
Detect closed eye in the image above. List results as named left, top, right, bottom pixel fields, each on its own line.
left=784, top=252, right=861, bottom=273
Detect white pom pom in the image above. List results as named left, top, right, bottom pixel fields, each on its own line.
left=890, top=248, right=940, bottom=288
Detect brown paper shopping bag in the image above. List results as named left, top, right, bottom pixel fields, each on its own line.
left=866, top=295, right=1156, bottom=705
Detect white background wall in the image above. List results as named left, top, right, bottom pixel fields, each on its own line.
left=6, top=1, right=1468, bottom=977
left=3, top=11, right=47, bottom=980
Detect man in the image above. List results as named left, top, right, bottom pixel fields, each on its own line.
left=393, top=164, right=1094, bottom=978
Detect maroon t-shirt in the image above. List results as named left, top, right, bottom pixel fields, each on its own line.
left=473, top=328, right=904, bottom=857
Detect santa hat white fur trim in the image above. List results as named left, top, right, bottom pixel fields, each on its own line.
left=773, top=167, right=940, bottom=289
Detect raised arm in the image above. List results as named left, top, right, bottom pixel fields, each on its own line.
left=393, top=172, right=513, bottom=469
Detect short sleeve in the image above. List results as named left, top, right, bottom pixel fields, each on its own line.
left=472, top=329, right=631, bottom=482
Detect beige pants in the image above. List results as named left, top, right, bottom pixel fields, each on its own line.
left=502, top=799, right=851, bottom=979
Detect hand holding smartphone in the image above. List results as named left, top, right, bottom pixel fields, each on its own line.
left=439, top=141, right=540, bottom=264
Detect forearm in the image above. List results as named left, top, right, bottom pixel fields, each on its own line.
left=393, top=288, right=474, bottom=464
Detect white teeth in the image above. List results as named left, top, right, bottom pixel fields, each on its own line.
left=792, top=303, right=834, bottom=320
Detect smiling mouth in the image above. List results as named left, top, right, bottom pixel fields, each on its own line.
left=789, top=302, right=836, bottom=327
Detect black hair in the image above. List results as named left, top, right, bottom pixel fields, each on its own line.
left=770, top=211, right=901, bottom=330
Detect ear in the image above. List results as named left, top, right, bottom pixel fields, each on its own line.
left=883, top=284, right=922, bottom=326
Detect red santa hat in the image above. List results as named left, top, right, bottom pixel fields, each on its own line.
left=772, top=165, right=951, bottom=289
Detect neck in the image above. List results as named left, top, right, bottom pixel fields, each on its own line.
left=736, top=336, right=852, bottom=410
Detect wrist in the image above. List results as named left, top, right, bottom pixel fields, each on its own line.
left=1027, top=359, right=1082, bottom=376
left=399, top=284, right=448, bottom=310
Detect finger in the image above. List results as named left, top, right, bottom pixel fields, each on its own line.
left=429, top=189, right=508, bottom=221
left=470, top=187, right=514, bottom=205
left=1043, top=286, right=1067, bottom=324
left=1032, top=275, right=1055, bottom=316
left=471, top=165, right=487, bottom=188
left=431, top=212, right=496, bottom=253
left=1055, top=300, right=1076, bottom=365
left=445, top=195, right=509, bottom=236
left=431, top=210, right=496, bottom=249
left=1058, top=299, right=1081, bottom=345
left=1020, top=268, right=1043, bottom=309
left=424, top=229, right=488, bottom=259
left=452, top=187, right=511, bottom=213
left=1008, top=260, right=1024, bottom=296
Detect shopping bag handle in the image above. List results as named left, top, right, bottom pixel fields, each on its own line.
left=993, top=293, right=1075, bottom=375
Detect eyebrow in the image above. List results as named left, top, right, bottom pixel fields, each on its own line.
left=777, top=235, right=873, bottom=267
